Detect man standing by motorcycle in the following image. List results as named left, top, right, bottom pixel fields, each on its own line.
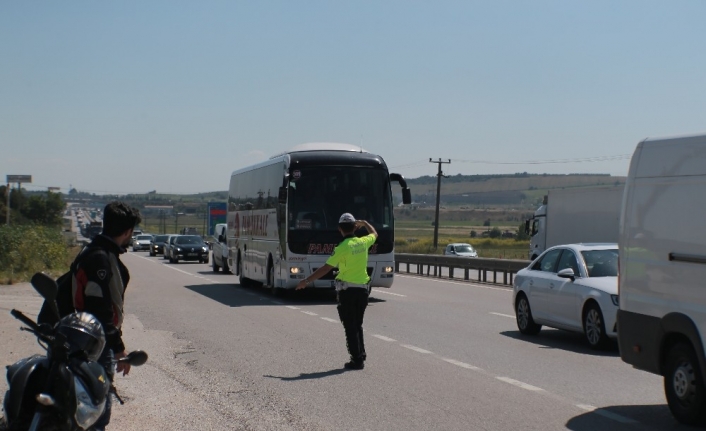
left=70, top=201, right=141, bottom=430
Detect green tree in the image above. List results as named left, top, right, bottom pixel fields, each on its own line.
left=489, top=227, right=502, bottom=238
left=516, top=222, right=530, bottom=241
left=21, top=192, right=64, bottom=226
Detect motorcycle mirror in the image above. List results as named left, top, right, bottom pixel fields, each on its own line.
left=124, top=350, right=148, bottom=366
left=31, top=272, right=58, bottom=301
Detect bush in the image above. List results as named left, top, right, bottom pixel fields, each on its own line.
left=0, top=225, right=73, bottom=284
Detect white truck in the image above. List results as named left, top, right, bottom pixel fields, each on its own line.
left=525, top=185, right=624, bottom=260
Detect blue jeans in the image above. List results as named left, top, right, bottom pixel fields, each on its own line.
left=93, top=348, right=114, bottom=431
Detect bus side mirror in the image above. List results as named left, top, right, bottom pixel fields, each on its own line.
left=278, top=187, right=287, bottom=204
left=524, top=220, right=530, bottom=235
left=402, top=188, right=411, bottom=205
left=391, top=173, right=412, bottom=205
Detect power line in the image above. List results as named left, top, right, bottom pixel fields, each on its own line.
left=391, top=154, right=630, bottom=169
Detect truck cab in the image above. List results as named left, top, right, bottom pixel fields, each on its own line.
left=526, top=199, right=547, bottom=260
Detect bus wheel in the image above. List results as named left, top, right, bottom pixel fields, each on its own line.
left=268, top=261, right=281, bottom=296
left=238, top=258, right=247, bottom=287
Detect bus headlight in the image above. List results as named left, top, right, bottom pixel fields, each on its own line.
left=382, top=266, right=393, bottom=273
left=289, top=267, right=305, bottom=279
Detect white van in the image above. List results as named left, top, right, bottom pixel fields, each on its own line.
left=211, top=223, right=230, bottom=273
left=618, top=133, right=706, bottom=425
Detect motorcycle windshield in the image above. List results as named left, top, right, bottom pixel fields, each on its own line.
left=74, top=376, right=106, bottom=429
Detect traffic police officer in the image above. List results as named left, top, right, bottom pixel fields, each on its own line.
left=296, top=213, right=377, bottom=370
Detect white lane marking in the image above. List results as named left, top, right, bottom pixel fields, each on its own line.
left=301, top=311, right=318, bottom=316
left=371, top=289, right=406, bottom=297
left=372, top=334, right=397, bottom=342
left=320, top=317, right=338, bottom=323
left=401, top=344, right=433, bottom=354
left=164, top=266, right=195, bottom=276
left=130, top=254, right=156, bottom=263
left=285, top=306, right=300, bottom=310
left=490, top=312, right=515, bottom=319
left=496, top=377, right=544, bottom=392
left=575, top=405, right=639, bottom=424
left=441, top=358, right=481, bottom=371
left=396, top=274, right=510, bottom=292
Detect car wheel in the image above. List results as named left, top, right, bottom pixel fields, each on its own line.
left=664, top=342, right=706, bottom=425
left=150, top=251, right=155, bottom=256
left=583, top=302, right=610, bottom=349
left=515, top=293, right=541, bottom=335
left=223, top=259, right=230, bottom=274
left=212, top=259, right=220, bottom=273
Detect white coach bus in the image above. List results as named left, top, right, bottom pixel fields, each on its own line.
left=226, top=143, right=412, bottom=294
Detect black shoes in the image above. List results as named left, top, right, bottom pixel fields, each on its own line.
left=344, top=361, right=364, bottom=370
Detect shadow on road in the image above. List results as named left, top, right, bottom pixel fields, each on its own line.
left=263, top=368, right=349, bottom=381
left=566, top=404, right=697, bottom=431
left=499, top=330, right=619, bottom=357
left=184, top=283, right=386, bottom=307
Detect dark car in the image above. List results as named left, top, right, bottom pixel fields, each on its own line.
left=150, top=234, right=170, bottom=256
left=163, top=235, right=180, bottom=261
left=169, top=235, right=209, bottom=264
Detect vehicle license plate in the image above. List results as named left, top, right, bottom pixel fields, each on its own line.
left=188, top=253, right=197, bottom=257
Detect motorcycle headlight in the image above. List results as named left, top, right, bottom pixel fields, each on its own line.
left=74, top=376, right=106, bottom=429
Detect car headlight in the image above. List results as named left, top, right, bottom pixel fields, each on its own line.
left=610, top=294, right=619, bottom=306
left=176, top=247, right=182, bottom=252
left=202, top=246, right=208, bottom=252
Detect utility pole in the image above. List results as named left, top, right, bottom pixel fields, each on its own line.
left=429, top=158, right=451, bottom=250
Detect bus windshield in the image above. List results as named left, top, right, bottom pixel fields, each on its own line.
left=287, top=166, right=393, bottom=232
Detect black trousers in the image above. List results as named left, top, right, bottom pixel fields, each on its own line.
left=337, top=288, right=369, bottom=363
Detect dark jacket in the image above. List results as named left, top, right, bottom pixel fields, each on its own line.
left=72, top=234, right=129, bottom=353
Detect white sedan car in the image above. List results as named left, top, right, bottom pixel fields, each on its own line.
left=512, top=243, right=619, bottom=349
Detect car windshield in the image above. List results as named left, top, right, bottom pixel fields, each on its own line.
left=137, top=235, right=153, bottom=240
left=581, top=249, right=619, bottom=277
left=455, top=245, right=475, bottom=253
left=154, top=235, right=169, bottom=242
left=176, top=236, right=204, bottom=245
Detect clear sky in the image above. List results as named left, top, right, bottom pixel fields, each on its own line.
left=2, top=1, right=705, bottom=194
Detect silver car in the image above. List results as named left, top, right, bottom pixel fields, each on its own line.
left=444, top=243, right=478, bottom=258
left=132, top=234, right=154, bottom=252
left=512, top=243, right=619, bottom=349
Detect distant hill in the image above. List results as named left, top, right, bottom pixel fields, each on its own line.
left=407, top=173, right=625, bottom=208
left=63, top=173, right=625, bottom=211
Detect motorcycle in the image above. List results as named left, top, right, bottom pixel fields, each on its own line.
left=1, top=273, right=148, bottom=431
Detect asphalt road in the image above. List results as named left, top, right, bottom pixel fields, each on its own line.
left=1, top=250, right=695, bottom=430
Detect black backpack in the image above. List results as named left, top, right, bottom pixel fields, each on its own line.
left=37, top=246, right=106, bottom=326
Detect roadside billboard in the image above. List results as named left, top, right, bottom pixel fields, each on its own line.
left=207, top=202, right=227, bottom=236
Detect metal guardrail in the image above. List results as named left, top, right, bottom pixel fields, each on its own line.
left=395, top=253, right=529, bottom=286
